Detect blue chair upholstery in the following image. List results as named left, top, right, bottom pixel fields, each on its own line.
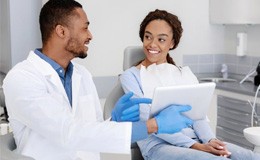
left=103, top=46, right=145, bottom=160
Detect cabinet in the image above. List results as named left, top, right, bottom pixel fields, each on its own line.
left=209, top=0, right=260, bottom=24
left=215, top=90, right=260, bottom=150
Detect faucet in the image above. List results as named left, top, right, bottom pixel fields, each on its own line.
left=221, top=64, right=228, bottom=79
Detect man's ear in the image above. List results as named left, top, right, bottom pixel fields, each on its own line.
left=55, top=24, right=68, bottom=38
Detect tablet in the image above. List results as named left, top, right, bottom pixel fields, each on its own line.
left=150, top=82, right=216, bottom=120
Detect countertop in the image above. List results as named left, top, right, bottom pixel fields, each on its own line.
left=0, top=72, right=259, bottom=96
left=215, top=81, right=258, bottom=97
left=196, top=73, right=259, bottom=97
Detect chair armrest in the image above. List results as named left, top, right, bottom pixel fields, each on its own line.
left=1, top=148, right=35, bottom=160
left=131, top=142, right=144, bottom=160
left=103, top=80, right=124, bottom=120
left=0, top=133, right=35, bottom=160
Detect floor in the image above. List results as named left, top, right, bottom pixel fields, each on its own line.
left=101, top=153, right=131, bottom=160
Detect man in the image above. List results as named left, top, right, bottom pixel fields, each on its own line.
left=3, top=0, right=192, bottom=159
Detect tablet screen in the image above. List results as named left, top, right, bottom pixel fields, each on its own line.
left=150, top=82, right=216, bottom=120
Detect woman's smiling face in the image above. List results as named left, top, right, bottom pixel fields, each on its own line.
left=142, top=19, right=174, bottom=66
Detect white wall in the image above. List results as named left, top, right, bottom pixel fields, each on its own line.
left=9, top=0, right=42, bottom=68
left=42, top=0, right=48, bottom=5
left=224, top=25, right=260, bottom=55
left=75, top=0, right=226, bottom=76
left=0, top=0, right=42, bottom=74
left=1, top=0, right=260, bottom=76
left=0, top=0, right=11, bottom=73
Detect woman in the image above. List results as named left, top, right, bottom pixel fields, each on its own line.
left=120, top=9, right=260, bottom=160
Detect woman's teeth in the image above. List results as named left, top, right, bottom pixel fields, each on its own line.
left=149, top=50, right=159, bottom=54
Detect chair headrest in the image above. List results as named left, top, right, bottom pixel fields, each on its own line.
left=123, top=46, right=146, bottom=71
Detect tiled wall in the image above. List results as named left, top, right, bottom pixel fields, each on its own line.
left=183, top=54, right=260, bottom=75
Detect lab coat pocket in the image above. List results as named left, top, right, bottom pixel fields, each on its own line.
left=75, top=95, right=97, bottom=122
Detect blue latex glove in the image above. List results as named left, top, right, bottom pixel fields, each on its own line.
left=155, top=104, right=193, bottom=134
left=112, top=92, right=152, bottom=122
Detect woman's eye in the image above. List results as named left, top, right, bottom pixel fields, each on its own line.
left=159, top=38, right=166, bottom=42
left=145, top=35, right=151, bottom=40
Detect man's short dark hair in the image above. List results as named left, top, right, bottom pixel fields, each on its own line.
left=39, top=0, right=82, bottom=44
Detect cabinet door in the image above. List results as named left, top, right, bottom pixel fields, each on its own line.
left=216, top=95, right=257, bottom=150
left=209, top=0, right=260, bottom=24
left=217, top=117, right=250, bottom=133
left=216, top=126, right=254, bottom=150
left=218, top=95, right=252, bottom=123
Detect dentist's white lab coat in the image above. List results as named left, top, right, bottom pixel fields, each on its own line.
left=3, top=51, right=132, bottom=160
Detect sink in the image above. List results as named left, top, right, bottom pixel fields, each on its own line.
left=244, top=127, right=260, bottom=153
left=199, top=77, right=237, bottom=83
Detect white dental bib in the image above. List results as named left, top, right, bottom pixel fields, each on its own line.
left=139, top=63, right=198, bottom=120
left=140, top=63, right=198, bottom=98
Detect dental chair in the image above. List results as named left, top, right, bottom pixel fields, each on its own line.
left=103, top=46, right=145, bottom=160
left=0, top=87, right=35, bottom=160
left=0, top=133, right=35, bottom=160
left=0, top=87, right=8, bottom=122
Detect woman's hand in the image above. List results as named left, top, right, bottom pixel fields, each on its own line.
left=207, top=139, right=231, bottom=157
left=191, top=140, right=231, bottom=157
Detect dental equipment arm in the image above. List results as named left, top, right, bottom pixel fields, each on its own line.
left=251, top=85, right=260, bottom=127
left=240, top=68, right=256, bottom=84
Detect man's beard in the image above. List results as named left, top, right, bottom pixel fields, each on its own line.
left=65, top=37, right=88, bottom=59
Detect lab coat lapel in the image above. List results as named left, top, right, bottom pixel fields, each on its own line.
left=27, top=51, right=70, bottom=104
left=71, top=67, right=82, bottom=113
